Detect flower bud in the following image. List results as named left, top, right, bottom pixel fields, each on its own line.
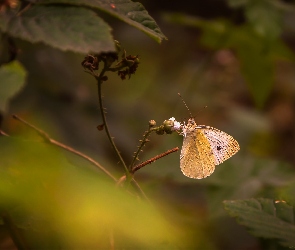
left=114, top=40, right=121, bottom=52
left=101, top=75, right=108, bottom=81
left=163, top=119, right=174, bottom=134
left=149, top=120, right=156, bottom=127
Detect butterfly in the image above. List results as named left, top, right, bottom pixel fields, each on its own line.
left=180, top=118, right=240, bottom=179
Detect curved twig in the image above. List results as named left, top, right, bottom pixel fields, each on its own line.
left=131, top=147, right=179, bottom=173
left=12, top=115, right=117, bottom=182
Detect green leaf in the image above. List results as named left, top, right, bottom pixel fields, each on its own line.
left=223, top=198, right=295, bottom=248
left=202, top=157, right=295, bottom=218
left=38, top=0, right=167, bottom=43
left=0, top=61, right=27, bottom=113
left=1, top=6, right=115, bottom=54
left=0, top=137, right=182, bottom=248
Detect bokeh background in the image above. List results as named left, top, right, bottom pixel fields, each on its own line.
left=1, top=0, right=295, bottom=249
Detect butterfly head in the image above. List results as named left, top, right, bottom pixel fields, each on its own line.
left=187, top=118, right=196, bottom=125
left=181, top=118, right=197, bottom=137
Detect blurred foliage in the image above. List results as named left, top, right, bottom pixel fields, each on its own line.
left=223, top=198, right=295, bottom=248
left=0, top=61, right=27, bottom=113
left=202, top=157, right=295, bottom=218
left=1, top=0, right=295, bottom=249
left=227, top=0, right=284, bottom=40
left=0, top=137, right=183, bottom=249
left=164, top=12, right=294, bottom=108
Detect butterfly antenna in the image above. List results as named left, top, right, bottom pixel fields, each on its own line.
left=178, top=93, right=193, bottom=118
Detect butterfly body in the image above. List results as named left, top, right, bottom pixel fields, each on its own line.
left=180, top=118, right=240, bottom=179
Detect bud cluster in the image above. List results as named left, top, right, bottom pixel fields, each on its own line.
left=154, top=117, right=182, bottom=135
left=117, top=54, right=140, bottom=80
left=81, top=40, right=139, bottom=81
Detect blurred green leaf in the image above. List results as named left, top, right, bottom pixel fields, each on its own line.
left=1, top=6, right=115, bottom=54
left=38, top=0, right=167, bottom=43
left=0, top=137, right=182, bottom=248
left=223, top=198, right=295, bottom=248
left=245, top=0, right=283, bottom=40
left=279, top=181, right=295, bottom=206
left=227, top=0, right=284, bottom=40
left=163, top=13, right=294, bottom=108
left=202, top=157, right=295, bottom=218
left=0, top=60, right=27, bottom=113
left=233, top=27, right=274, bottom=109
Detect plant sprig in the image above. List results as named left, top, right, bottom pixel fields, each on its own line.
left=82, top=43, right=140, bottom=181
left=82, top=42, right=180, bottom=185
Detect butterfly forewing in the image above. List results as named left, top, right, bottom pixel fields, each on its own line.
left=180, top=125, right=215, bottom=179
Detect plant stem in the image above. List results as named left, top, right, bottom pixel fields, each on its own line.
left=131, top=147, right=179, bottom=173
left=131, top=179, right=151, bottom=203
left=0, top=129, right=8, bottom=136
left=129, top=128, right=155, bottom=170
left=96, top=69, right=131, bottom=181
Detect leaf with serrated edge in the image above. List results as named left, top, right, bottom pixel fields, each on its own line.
left=38, top=0, right=167, bottom=43
left=4, top=6, right=115, bottom=54
left=223, top=198, right=295, bottom=248
left=0, top=61, right=27, bottom=113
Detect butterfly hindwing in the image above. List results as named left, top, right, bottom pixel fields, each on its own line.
left=199, top=126, right=240, bottom=165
